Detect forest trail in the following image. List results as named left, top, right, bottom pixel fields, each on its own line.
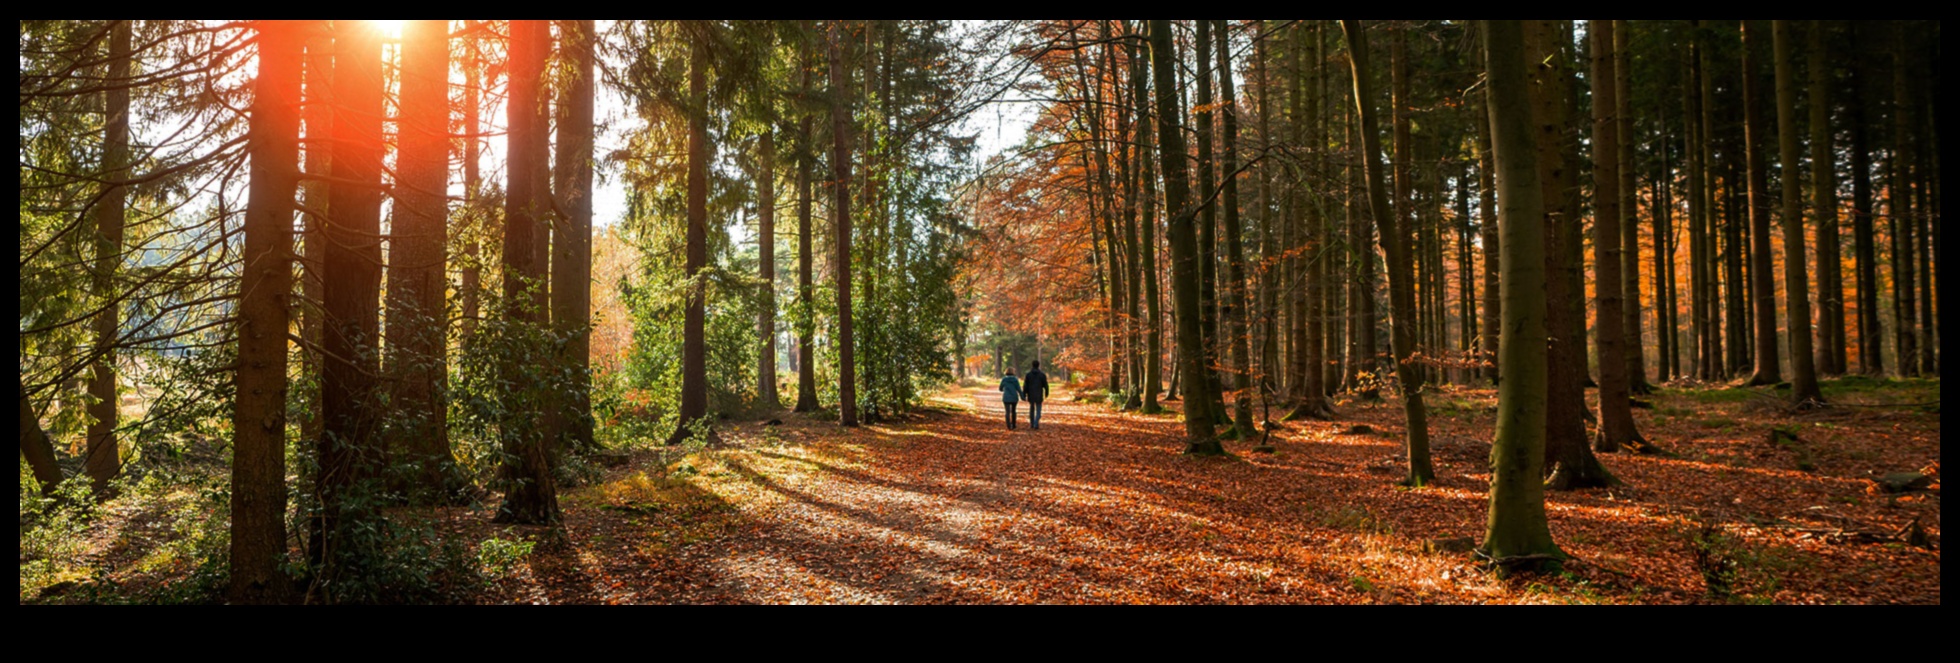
left=480, top=383, right=1938, bottom=604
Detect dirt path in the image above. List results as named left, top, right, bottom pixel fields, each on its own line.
left=490, top=384, right=1939, bottom=604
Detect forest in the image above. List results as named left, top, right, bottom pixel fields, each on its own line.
left=18, top=19, right=1939, bottom=604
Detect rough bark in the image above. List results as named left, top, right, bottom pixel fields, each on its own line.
left=1848, top=23, right=1881, bottom=376
left=1617, top=21, right=1651, bottom=394
left=1479, top=20, right=1564, bottom=566
left=1213, top=20, right=1255, bottom=439
left=1774, top=21, right=1825, bottom=406
left=795, top=33, right=821, bottom=413
left=230, top=19, right=301, bottom=603
left=389, top=19, right=457, bottom=497
left=84, top=20, right=132, bottom=494
left=496, top=20, right=560, bottom=525
left=1149, top=20, right=1220, bottom=454
left=1342, top=19, right=1433, bottom=486
left=317, top=20, right=386, bottom=555
left=1590, top=21, right=1646, bottom=459
left=757, top=128, right=781, bottom=411
left=1741, top=22, right=1781, bottom=386
left=553, top=20, right=597, bottom=448
left=830, top=20, right=859, bottom=427
left=1810, top=22, right=1845, bottom=376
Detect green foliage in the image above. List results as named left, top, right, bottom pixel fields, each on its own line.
left=476, top=535, right=537, bottom=578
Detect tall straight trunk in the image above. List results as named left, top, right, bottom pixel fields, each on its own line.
left=85, top=19, right=132, bottom=493
left=1723, top=134, right=1749, bottom=378
left=1280, top=25, right=1304, bottom=406
left=1810, top=22, right=1845, bottom=376
left=1590, top=21, right=1646, bottom=456
left=300, top=31, right=331, bottom=449
left=1742, top=22, right=1781, bottom=386
left=1073, top=33, right=1125, bottom=398
left=554, top=20, right=597, bottom=445
left=1349, top=77, right=1381, bottom=400
left=757, top=128, right=781, bottom=410
left=1115, top=22, right=1145, bottom=411
left=1686, top=28, right=1711, bottom=381
left=1456, top=159, right=1475, bottom=386
left=389, top=19, right=456, bottom=496
left=1254, top=25, right=1279, bottom=409
left=795, top=33, right=820, bottom=413
left=1342, top=19, right=1433, bottom=486
left=1479, top=20, right=1562, bottom=565
left=1149, top=20, right=1219, bottom=453
left=1319, top=23, right=1344, bottom=396
left=1213, top=20, right=1255, bottom=438
left=1477, top=92, right=1500, bottom=383
left=1699, top=30, right=1724, bottom=381
left=496, top=19, right=559, bottom=525
left=1390, top=25, right=1416, bottom=387
left=460, top=23, right=482, bottom=340
left=1774, top=21, right=1825, bottom=405
left=1889, top=22, right=1916, bottom=378
left=317, top=20, right=385, bottom=557
left=1528, top=20, right=1613, bottom=489
left=1659, top=118, right=1680, bottom=382
left=1617, top=21, right=1650, bottom=393
left=671, top=29, right=712, bottom=444
left=229, top=19, right=301, bottom=603
left=1849, top=23, right=1881, bottom=375
left=1135, top=30, right=1165, bottom=413
left=1194, top=20, right=1227, bottom=426
left=830, top=20, right=859, bottom=426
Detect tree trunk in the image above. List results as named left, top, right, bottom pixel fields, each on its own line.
left=553, top=20, right=597, bottom=448
left=1774, top=21, right=1825, bottom=406
left=1477, top=91, right=1500, bottom=384
left=1479, top=20, right=1563, bottom=566
left=317, top=20, right=386, bottom=560
left=1617, top=21, right=1650, bottom=394
left=20, top=375, right=64, bottom=496
left=1810, top=22, right=1845, bottom=376
left=830, top=20, right=859, bottom=427
left=1194, top=20, right=1229, bottom=428
left=1590, top=21, right=1647, bottom=458
left=757, top=128, right=781, bottom=411
left=1740, top=21, right=1782, bottom=386
left=670, top=28, right=712, bottom=444
left=1134, top=32, right=1165, bottom=413
left=389, top=19, right=458, bottom=498
left=795, top=32, right=821, bottom=413
left=1214, top=20, right=1256, bottom=439
left=84, top=20, right=132, bottom=494
left=1149, top=20, right=1220, bottom=454
left=1528, top=21, right=1614, bottom=489
left=229, top=19, right=301, bottom=603
left=1849, top=23, right=1881, bottom=376
left=1342, top=19, right=1433, bottom=487
left=496, top=19, right=560, bottom=525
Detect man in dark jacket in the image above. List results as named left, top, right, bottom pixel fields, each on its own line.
left=1023, top=361, right=1050, bottom=430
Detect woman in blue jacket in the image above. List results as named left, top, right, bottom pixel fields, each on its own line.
left=999, top=367, right=1022, bottom=430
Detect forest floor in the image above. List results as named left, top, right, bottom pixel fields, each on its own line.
left=459, top=376, right=1940, bottom=604
left=20, top=377, right=1940, bottom=604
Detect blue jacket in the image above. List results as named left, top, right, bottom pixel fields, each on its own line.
left=999, top=375, right=1022, bottom=403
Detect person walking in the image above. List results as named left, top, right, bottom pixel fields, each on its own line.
left=1023, top=360, right=1050, bottom=430
left=999, top=367, right=1023, bottom=430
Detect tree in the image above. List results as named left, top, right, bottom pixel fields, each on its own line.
left=554, top=20, right=597, bottom=448
left=1810, top=22, right=1845, bottom=376
left=1149, top=20, right=1219, bottom=454
left=1774, top=20, right=1824, bottom=407
left=1341, top=19, right=1433, bottom=486
left=229, top=18, right=302, bottom=603
left=830, top=20, right=859, bottom=427
left=84, top=19, right=132, bottom=495
left=1742, top=21, right=1781, bottom=387
left=496, top=19, right=560, bottom=524
left=317, top=18, right=387, bottom=560
left=756, top=127, right=781, bottom=411
left=1213, top=20, right=1255, bottom=440
left=387, top=19, right=458, bottom=496
left=1479, top=19, right=1563, bottom=567
left=795, top=27, right=821, bottom=413
left=1589, top=20, right=1648, bottom=457
left=670, top=23, right=713, bottom=444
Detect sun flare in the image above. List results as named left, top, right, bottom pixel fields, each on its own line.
left=371, top=20, right=403, bottom=39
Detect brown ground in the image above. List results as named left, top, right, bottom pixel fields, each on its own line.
left=458, top=379, right=1940, bottom=604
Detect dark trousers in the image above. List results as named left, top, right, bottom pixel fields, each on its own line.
left=1028, top=399, right=1044, bottom=429
left=1004, top=401, right=1018, bottom=429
